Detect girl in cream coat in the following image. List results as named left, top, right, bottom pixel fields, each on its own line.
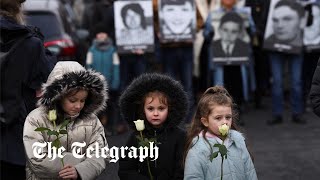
left=23, top=61, right=109, bottom=180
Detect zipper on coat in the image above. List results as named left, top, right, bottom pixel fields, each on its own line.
left=154, top=130, right=157, bottom=168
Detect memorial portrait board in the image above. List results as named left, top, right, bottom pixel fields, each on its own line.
left=263, top=0, right=306, bottom=54
left=158, top=0, right=196, bottom=43
left=303, top=2, right=320, bottom=52
left=114, top=0, right=154, bottom=54
left=210, top=10, right=251, bottom=65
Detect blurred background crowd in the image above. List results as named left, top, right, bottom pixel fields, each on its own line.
left=14, top=0, right=320, bottom=133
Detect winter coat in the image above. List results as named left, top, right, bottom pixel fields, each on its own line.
left=0, top=16, right=56, bottom=165
left=86, top=39, right=120, bottom=91
left=118, top=73, right=189, bottom=180
left=310, top=58, right=320, bottom=117
left=23, top=61, right=108, bottom=180
left=184, top=130, right=258, bottom=180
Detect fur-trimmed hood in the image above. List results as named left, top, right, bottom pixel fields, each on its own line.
left=119, top=73, right=188, bottom=129
left=38, top=61, right=108, bottom=120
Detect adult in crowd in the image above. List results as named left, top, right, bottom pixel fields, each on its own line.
left=206, top=0, right=257, bottom=126
left=193, top=0, right=217, bottom=94
left=302, top=2, right=320, bottom=109
left=153, top=0, right=204, bottom=123
left=0, top=0, right=56, bottom=178
left=264, top=0, right=306, bottom=125
left=245, top=0, right=271, bottom=108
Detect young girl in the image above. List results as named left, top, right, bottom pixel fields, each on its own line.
left=23, top=61, right=108, bottom=180
left=184, top=86, right=257, bottom=180
left=118, top=73, right=189, bottom=180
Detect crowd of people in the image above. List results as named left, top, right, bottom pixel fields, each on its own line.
left=79, top=0, right=320, bottom=128
left=1, top=0, right=320, bottom=179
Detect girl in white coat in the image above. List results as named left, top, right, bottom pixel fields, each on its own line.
left=23, top=61, right=109, bottom=180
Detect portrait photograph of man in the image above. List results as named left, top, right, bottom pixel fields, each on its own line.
left=263, top=0, right=306, bottom=54
left=211, top=11, right=250, bottom=65
left=114, top=0, right=154, bottom=54
left=158, top=0, right=196, bottom=42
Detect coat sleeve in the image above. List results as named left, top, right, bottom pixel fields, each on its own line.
left=184, top=147, right=206, bottom=180
left=310, top=59, right=320, bottom=117
left=118, top=133, right=149, bottom=180
left=23, top=114, right=82, bottom=178
left=242, top=141, right=258, bottom=180
left=74, top=118, right=107, bottom=180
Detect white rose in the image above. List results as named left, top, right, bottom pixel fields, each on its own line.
left=218, top=124, right=229, bottom=136
left=133, top=119, right=145, bottom=131
left=48, top=110, right=57, bottom=122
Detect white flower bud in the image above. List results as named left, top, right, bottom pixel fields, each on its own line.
left=48, top=110, right=57, bottom=122
left=133, top=119, right=145, bottom=131
left=218, top=124, right=229, bottom=136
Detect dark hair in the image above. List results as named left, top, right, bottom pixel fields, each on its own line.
left=0, top=0, right=24, bottom=23
left=121, top=3, right=146, bottom=29
left=219, top=11, right=243, bottom=30
left=183, top=86, right=240, bottom=167
left=92, top=23, right=110, bottom=36
left=274, top=0, right=305, bottom=18
left=160, top=0, right=194, bottom=9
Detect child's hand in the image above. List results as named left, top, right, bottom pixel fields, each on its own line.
left=59, top=164, right=78, bottom=179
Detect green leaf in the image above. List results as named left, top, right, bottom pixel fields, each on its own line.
left=59, top=130, right=68, bottom=134
left=35, top=127, right=50, bottom=132
left=47, top=130, right=59, bottom=136
left=213, top=143, right=221, bottom=148
left=138, top=141, right=149, bottom=147
left=210, top=151, right=219, bottom=162
left=52, top=139, right=61, bottom=148
left=136, top=135, right=143, bottom=142
left=59, top=120, right=70, bottom=130
left=148, top=138, right=157, bottom=142
left=219, top=145, right=228, bottom=157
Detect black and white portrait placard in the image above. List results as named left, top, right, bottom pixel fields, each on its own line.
left=303, top=2, right=320, bottom=52
left=263, top=0, right=305, bottom=54
left=158, top=0, right=196, bottom=43
left=210, top=10, right=251, bottom=65
left=114, top=0, right=154, bottom=54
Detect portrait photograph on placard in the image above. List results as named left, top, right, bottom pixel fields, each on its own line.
left=114, top=0, right=154, bottom=54
left=210, top=10, right=251, bottom=65
left=263, top=0, right=305, bottom=54
left=158, top=0, right=196, bottom=43
left=303, top=2, right=320, bottom=52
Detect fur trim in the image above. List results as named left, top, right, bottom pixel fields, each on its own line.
left=38, top=62, right=108, bottom=119
left=119, top=73, right=189, bottom=129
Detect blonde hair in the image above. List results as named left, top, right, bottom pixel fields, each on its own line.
left=0, top=0, right=25, bottom=24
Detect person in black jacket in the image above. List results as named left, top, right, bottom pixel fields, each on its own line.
left=310, top=58, right=320, bottom=118
left=118, top=73, right=189, bottom=180
left=0, top=0, right=56, bottom=179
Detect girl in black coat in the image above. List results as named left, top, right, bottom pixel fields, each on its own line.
left=118, top=73, right=189, bottom=180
